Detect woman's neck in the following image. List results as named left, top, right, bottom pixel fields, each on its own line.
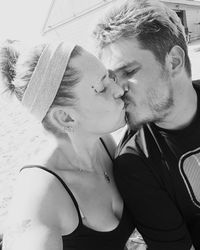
left=54, top=134, right=104, bottom=172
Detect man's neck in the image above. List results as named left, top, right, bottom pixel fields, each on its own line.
left=156, top=81, right=198, bottom=130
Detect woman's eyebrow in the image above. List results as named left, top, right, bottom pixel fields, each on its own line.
left=101, top=74, right=107, bottom=81
left=100, top=73, right=107, bottom=82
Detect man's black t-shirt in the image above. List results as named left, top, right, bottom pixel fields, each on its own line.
left=114, top=81, right=200, bottom=250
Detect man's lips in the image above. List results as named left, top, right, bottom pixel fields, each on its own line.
left=122, top=95, right=129, bottom=109
left=124, top=101, right=129, bottom=109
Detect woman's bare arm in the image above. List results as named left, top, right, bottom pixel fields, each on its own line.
left=2, top=168, right=66, bottom=250
left=3, top=219, right=62, bottom=250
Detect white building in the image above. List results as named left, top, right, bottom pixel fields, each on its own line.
left=42, top=0, right=200, bottom=51
left=163, top=0, right=200, bottom=41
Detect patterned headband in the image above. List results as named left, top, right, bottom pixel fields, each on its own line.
left=22, top=42, right=75, bottom=122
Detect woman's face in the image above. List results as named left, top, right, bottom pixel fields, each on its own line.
left=70, top=49, right=125, bottom=135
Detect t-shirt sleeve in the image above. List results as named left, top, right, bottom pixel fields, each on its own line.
left=114, top=153, right=192, bottom=250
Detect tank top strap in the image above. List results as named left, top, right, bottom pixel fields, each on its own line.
left=20, top=165, right=82, bottom=221
left=99, top=137, right=113, bottom=162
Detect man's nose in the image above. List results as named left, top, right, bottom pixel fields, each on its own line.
left=117, top=76, right=129, bottom=90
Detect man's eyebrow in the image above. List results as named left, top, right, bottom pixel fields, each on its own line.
left=114, top=61, right=139, bottom=73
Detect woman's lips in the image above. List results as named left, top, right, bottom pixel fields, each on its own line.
left=124, top=101, right=129, bottom=109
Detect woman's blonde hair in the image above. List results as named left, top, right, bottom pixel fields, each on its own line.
left=0, top=40, right=83, bottom=136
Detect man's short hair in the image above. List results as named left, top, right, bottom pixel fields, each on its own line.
left=93, top=0, right=191, bottom=77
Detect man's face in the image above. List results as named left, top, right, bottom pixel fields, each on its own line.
left=101, top=37, right=174, bottom=129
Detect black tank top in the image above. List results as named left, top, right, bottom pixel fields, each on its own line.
left=20, top=139, right=135, bottom=250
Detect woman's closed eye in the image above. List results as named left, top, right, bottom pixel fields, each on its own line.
left=95, top=86, right=106, bottom=94
left=92, top=70, right=116, bottom=94
left=92, top=83, right=106, bottom=94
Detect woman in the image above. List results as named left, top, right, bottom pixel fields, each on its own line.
left=0, top=41, right=134, bottom=250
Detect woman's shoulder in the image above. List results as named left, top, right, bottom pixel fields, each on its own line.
left=3, top=166, right=67, bottom=250
left=7, top=166, right=76, bottom=230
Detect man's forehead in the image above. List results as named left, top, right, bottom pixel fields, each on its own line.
left=101, top=44, right=127, bottom=70
left=100, top=39, right=142, bottom=71
left=100, top=45, right=118, bottom=69
left=101, top=45, right=139, bottom=72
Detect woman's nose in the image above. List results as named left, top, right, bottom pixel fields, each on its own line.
left=112, top=83, right=124, bottom=99
left=107, top=69, right=124, bottom=98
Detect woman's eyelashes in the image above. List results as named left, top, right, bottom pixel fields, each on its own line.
left=92, top=71, right=117, bottom=94
left=95, top=85, right=106, bottom=94
left=97, top=87, right=106, bottom=94
left=92, top=84, right=106, bottom=94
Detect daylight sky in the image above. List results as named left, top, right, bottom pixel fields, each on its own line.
left=0, top=0, right=52, bottom=42
left=0, top=0, right=200, bottom=43
left=0, top=0, right=104, bottom=42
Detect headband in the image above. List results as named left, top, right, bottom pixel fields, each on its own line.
left=22, top=42, right=75, bottom=122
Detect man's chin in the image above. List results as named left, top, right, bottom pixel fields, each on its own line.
left=126, top=113, right=150, bottom=131
left=126, top=117, right=143, bottom=131
left=129, top=123, right=143, bottom=131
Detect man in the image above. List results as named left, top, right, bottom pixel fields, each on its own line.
left=93, top=0, right=200, bottom=249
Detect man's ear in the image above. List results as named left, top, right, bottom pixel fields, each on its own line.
left=48, top=106, right=75, bottom=132
left=167, top=45, right=185, bottom=76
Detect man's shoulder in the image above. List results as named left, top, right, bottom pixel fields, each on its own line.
left=192, top=79, right=200, bottom=89
left=116, top=125, right=154, bottom=158
left=114, top=126, right=163, bottom=180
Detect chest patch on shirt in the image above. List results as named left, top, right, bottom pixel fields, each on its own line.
left=179, top=148, right=200, bottom=208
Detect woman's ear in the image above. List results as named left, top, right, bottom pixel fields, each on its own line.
left=167, top=45, right=185, bottom=76
left=48, top=106, right=75, bottom=133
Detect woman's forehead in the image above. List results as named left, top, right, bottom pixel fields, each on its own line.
left=72, top=49, right=105, bottom=75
